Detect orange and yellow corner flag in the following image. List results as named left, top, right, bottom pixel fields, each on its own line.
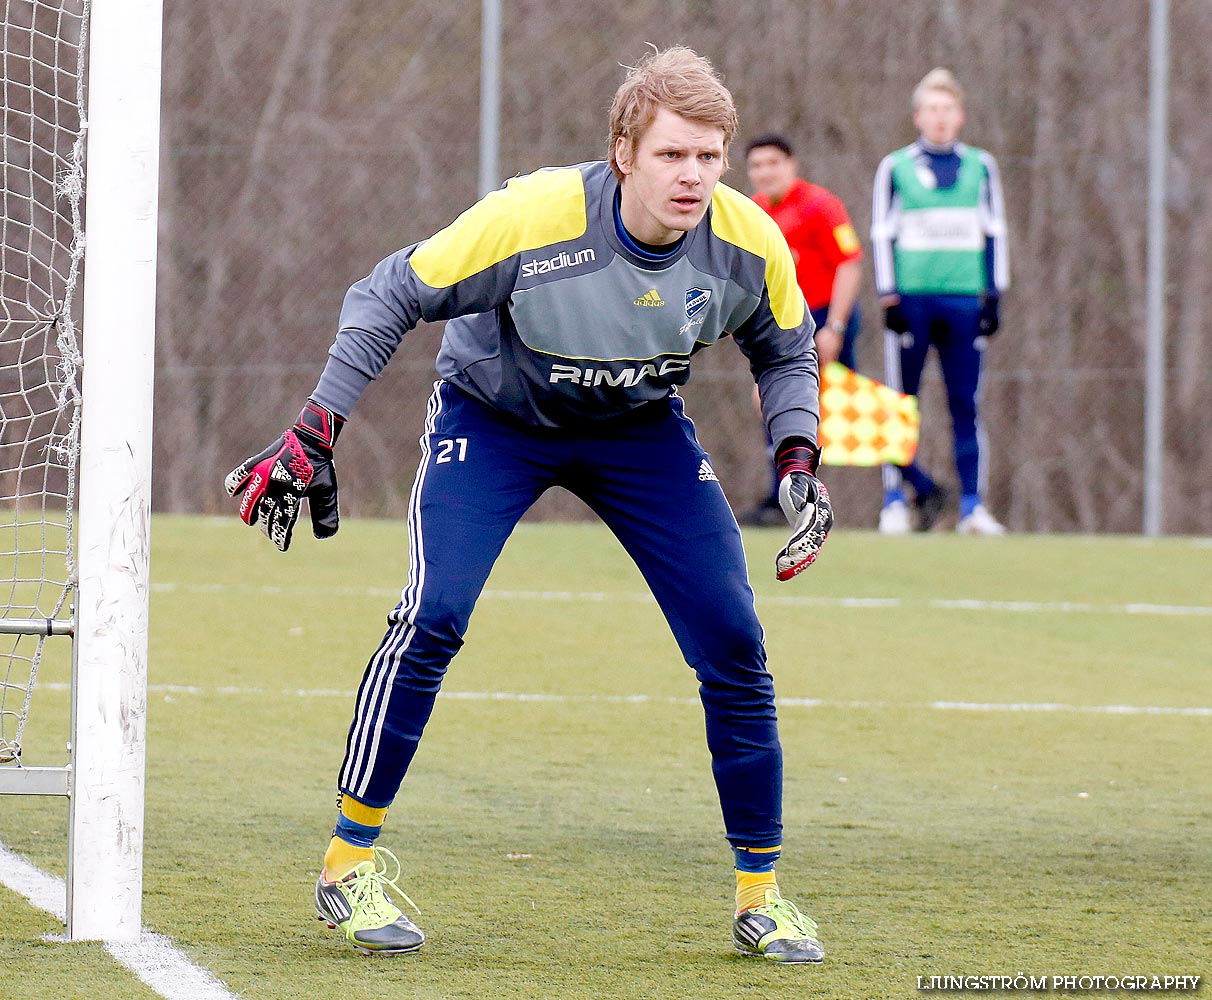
left=817, top=361, right=919, bottom=467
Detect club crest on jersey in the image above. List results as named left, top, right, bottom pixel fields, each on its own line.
left=685, top=287, right=711, bottom=320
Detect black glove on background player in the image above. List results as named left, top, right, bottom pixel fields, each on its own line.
left=883, top=301, right=911, bottom=334
left=225, top=399, right=344, bottom=552
left=773, top=437, right=833, bottom=581
left=978, top=295, right=1000, bottom=337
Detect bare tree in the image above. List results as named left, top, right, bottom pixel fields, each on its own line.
left=156, top=0, right=1211, bottom=533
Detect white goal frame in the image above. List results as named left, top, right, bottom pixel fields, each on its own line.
left=0, top=0, right=162, bottom=943
left=69, top=0, right=162, bottom=941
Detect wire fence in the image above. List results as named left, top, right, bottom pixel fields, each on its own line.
left=155, top=0, right=1212, bottom=534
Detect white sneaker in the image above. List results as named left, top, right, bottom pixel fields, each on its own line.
left=956, top=504, right=1006, bottom=536
left=879, top=500, right=911, bottom=535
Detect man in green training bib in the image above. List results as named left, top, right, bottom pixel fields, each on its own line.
left=870, top=67, right=1009, bottom=536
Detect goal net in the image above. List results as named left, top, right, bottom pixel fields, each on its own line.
left=0, top=1, right=87, bottom=767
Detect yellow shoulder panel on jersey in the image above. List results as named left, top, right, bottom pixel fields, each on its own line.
left=709, top=182, right=805, bottom=330
left=409, top=168, right=588, bottom=290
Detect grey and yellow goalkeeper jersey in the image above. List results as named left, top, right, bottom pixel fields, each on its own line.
left=316, top=160, right=820, bottom=446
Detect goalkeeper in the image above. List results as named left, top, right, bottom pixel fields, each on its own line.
left=226, top=46, right=832, bottom=964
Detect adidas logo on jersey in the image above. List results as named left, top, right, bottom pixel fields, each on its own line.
left=697, top=458, right=719, bottom=482
left=633, top=289, right=665, bottom=307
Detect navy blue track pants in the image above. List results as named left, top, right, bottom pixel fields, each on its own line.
left=882, top=293, right=988, bottom=498
left=338, top=381, right=782, bottom=848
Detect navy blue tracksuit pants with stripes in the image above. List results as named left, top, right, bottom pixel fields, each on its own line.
left=338, top=381, right=782, bottom=848
left=882, top=293, right=988, bottom=498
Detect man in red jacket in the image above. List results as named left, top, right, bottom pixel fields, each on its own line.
left=748, top=134, right=862, bottom=369
left=742, top=134, right=863, bottom=525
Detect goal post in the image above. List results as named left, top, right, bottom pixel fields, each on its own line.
left=0, top=0, right=162, bottom=943
left=67, top=0, right=163, bottom=942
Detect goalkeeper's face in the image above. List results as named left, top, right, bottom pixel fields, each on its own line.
left=615, top=106, right=726, bottom=247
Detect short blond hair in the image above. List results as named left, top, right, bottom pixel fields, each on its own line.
left=607, top=46, right=738, bottom=181
left=912, top=67, right=965, bottom=109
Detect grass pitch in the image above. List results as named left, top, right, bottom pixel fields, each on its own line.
left=1, top=516, right=1209, bottom=999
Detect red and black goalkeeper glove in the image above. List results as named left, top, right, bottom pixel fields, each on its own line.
left=773, top=437, right=833, bottom=582
left=224, top=399, right=344, bottom=552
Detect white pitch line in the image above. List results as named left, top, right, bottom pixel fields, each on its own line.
left=0, top=842, right=239, bottom=1000
left=440, top=692, right=1212, bottom=716
left=104, top=933, right=239, bottom=1000
left=37, top=682, right=1212, bottom=717
left=149, top=581, right=1212, bottom=618
left=930, top=700, right=1212, bottom=717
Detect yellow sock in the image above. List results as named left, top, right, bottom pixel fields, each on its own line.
left=735, top=868, right=779, bottom=914
left=323, top=796, right=389, bottom=880
left=324, top=836, right=373, bottom=880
